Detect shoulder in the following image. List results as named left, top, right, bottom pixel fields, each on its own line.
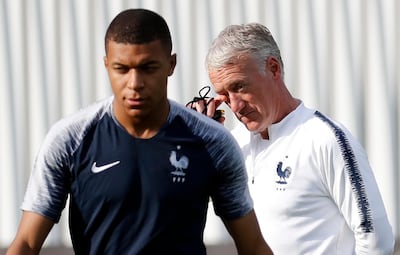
left=169, top=100, right=234, bottom=140
left=304, top=110, right=360, bottom=149
left=50, top=97, right=111, bottom=135
left=168, top=100, right=243, bottom=161
left=297, top=109, right=369, bottom=174
left=40, top=97, right=113, bottom=156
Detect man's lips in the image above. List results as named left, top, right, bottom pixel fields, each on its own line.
left=126, top=97, right=145, bottom=107
left=237, top=110, right=256, bottom=121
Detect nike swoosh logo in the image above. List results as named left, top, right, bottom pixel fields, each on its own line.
left=91, top=161, right=120, bottom=173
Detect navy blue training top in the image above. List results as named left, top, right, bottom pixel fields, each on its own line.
left=22, top=97, right=253, bottom=255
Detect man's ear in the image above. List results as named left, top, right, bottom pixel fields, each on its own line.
left=168, top=53, right=177, bottom=76
left=104, top=56, right=108, bottom=68
left=266, top=56, right=280, bottom=78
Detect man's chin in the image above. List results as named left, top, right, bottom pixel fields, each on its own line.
left=126, top=108, right=148, bottom=119
left=242, top=121, right=260, bottom=132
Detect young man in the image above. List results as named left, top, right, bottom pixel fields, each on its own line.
left=193, top=23, right=394, bottom=254
left=6, top=10, right=272, bottom=255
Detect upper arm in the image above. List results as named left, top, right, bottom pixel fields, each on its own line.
left=6, top=211, right=54, bottom=255
left=224, top=209, right=273, bottom=255
left=317, top=121, right=394, bottom=253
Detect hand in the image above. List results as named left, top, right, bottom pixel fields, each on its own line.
left=186, top=86, right=226, bottom=123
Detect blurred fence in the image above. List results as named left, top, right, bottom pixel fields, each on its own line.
left=1, top=0, right=399, bottom=248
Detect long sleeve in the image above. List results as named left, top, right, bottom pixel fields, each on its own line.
left=321, top=121, right=394, bottom=254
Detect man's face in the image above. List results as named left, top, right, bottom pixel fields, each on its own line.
left=209, top=56, right=281, bottom=134
left=104, top=40, right=176, bottom=123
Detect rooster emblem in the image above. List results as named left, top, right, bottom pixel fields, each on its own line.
left=276, top=161, right=292, bottom=184
left=169, top=146, right=189, bottom=182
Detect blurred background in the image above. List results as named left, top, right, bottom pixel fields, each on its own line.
left=0, top=0, right=399, bottom=253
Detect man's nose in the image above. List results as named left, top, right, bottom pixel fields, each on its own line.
left=228, top=94, right=244, bottom=113
left=127, top=70, right=144, bottom=89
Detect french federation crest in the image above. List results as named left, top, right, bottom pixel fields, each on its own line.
left=169, top=145, right=189, bottom=183
left=276, top=161, right=292, bottom=185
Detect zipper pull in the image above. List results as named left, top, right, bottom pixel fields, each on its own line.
left=252, top=176, right=254, bottom=184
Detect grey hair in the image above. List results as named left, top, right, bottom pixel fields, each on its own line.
left=205, top=23, right=284, bottom=78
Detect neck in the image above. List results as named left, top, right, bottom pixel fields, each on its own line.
left=259, top=98, right=301, bottom=140
left=114, top=100, right=170, bottom=139
left=259, top=129, right=269, bottom=139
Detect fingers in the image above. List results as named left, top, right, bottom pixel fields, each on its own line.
left=186, top=93, right=226, bottom=124
left=205, top=100, right=226, bottom=124
left=213, top=109, right=226, bottom=124
left=194, top=99, right=207, bottom=114
left=206, top=98, right=216, bottom=117
left=214, top=94, right=229, bottom=108
left=193, top=98, right=216, bottom=118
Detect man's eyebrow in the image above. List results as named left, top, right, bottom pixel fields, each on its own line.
left=141, top=60, right=160, bottom=65
left=111, top=59, right=160, bottom=67
left=111, top=62, right=125, bottom=66
left=226, top=80, right=244, bottom=89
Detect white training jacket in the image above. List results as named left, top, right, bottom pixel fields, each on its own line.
left=232, top=102, right=394, bottom=255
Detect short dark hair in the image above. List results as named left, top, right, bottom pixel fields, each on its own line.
left=104, top=9, right=172, bottom=54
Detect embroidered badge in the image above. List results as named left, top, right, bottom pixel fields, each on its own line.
left=169, top=145, right=189, bottom=183
left=275, top=157, right=292, bottom=191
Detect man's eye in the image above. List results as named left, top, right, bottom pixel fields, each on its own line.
left=233, top=83, right=245, bottom=92
left=114, top=66, right=128, bottom=73
left=142, top=66, right=158, bottom=73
